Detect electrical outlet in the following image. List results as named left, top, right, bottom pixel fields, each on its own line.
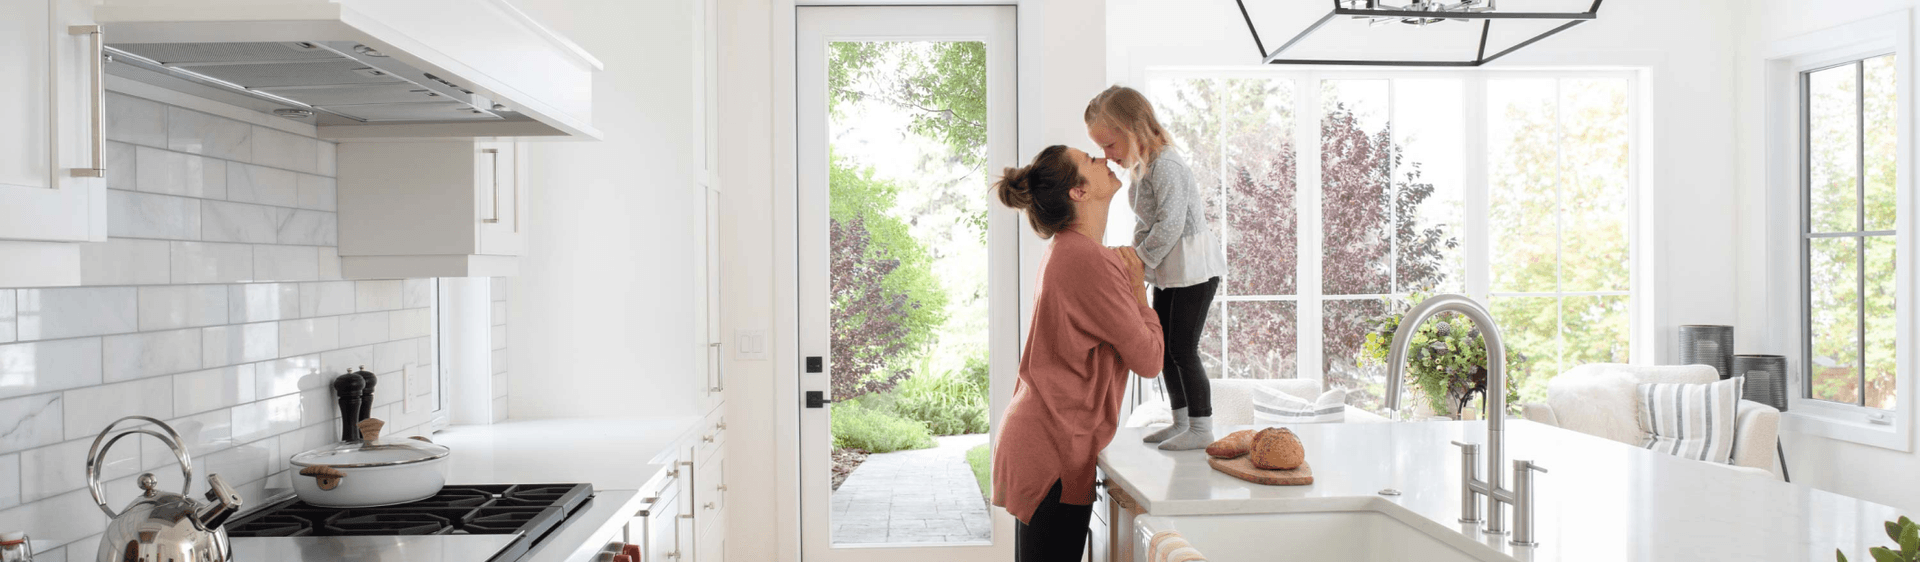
left=736, top=329, right=769, bottom=361
left=403, top=364, right=419, bottom=414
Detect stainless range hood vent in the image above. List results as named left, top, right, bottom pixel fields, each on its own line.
left=106, top=40, right=515, bottom=126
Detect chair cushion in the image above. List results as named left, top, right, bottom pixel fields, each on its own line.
left=1253, top=387, right=1347, bottom=424
left=1636, top=377, right=1744, bottom=464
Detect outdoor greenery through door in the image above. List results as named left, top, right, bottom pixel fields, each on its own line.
left=825, top=39, right=996, bottom=545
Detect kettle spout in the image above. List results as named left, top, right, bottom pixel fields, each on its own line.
left=197, top=474, right=244, bottom=529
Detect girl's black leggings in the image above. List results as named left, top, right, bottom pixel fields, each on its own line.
left=1152, top=276, right=1220, bottom=417
left=1015, top=480, right=1092, bottom=562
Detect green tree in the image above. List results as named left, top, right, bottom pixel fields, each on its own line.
left=829, top=42, right=991, bottom=241
left=830, top=155, right=948, bottom=399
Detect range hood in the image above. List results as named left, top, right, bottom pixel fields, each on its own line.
left=95, top=0, right=602, bottom=141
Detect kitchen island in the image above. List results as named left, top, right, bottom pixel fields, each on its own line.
left=1097, top=420, right=1904, bottom=561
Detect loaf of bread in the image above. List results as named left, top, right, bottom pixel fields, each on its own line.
left=1206, top=430, right=1256, bottom=459
left=1248, top=427, right=1306, bottom=470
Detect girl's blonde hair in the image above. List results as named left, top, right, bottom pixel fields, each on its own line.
left=1084, top=85, right=1172, bottom=177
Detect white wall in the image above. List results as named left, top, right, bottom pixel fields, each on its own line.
left=1733, top=1, right=1920, bottom=513
left=715, top=0, right=779, bottom=560
left=1105, top=0, right=1744, bottom=369
left=508, top=0, right=707, bottom=420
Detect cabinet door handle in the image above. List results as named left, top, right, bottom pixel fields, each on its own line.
left=703, top=502, right=715, bottom=510
left=70, top=25, right=106, bottom=180
left=701, top=434, right=714, bottom=444
left=481, top=148, right=501, bottom=223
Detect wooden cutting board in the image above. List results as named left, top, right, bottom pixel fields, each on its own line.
left=1208, top=456, right=1314, bottom=486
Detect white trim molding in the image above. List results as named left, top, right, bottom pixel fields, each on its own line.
left=1763, top=10, right=1915, bottom=452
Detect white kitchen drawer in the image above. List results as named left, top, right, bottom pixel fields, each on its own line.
left=695, top=449, right=725, bottom=538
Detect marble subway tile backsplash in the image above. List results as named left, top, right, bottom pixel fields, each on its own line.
left=0, top=89, right=477, bottom=555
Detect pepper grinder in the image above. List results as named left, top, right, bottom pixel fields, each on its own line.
left=333, top=373, right=365, bottom=442
left=355, top=367, right=377, bottom=430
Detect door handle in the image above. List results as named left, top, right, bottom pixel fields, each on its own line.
left=481, top=148, right=501, bottom=223
left=70, top=25, right=106, bottom=180
left=805, top=391, right=832, bottom=409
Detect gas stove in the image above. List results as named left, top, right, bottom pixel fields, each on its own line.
left=224, top=484, right=594, bottom=562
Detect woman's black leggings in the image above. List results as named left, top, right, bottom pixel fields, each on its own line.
left=1015, top=480, right=1093, bottom=562
left=1152, top=276, right=1220, bottom=417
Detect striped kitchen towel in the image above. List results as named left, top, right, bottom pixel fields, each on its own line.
left=1150, top=530, right=1208, bottom=562
left=1636, top=377, right=1744, bottom=464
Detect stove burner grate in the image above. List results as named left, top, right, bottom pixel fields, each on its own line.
left=225, top=483, right=594, bottom=548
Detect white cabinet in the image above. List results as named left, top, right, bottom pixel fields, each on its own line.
left=335, top=140, right=527, bottom=279
left=0, top=0, right=108, bottom=287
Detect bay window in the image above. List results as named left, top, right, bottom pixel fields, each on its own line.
left=1139, top=70, right=1640, bottom=413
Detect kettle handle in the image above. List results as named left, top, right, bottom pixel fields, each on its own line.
left=87, top=416, right=193, bottom=519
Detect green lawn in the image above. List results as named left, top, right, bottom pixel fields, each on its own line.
left=965, top=444, right=991, bottom=500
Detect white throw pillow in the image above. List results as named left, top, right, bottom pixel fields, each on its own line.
left=1636, top=377, right=1744, bottom=464
left=1253, top=387, right=1346, bottom=424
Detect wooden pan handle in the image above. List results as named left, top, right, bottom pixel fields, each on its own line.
left=357, top=418, right=386, bottom=442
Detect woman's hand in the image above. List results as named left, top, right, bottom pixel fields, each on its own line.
left=1112, top=246, right=1149, bottom=306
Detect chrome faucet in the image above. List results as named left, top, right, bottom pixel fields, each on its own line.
left=1382, top=294, right=1545, bottom=547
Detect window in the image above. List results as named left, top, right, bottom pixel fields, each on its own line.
left=1145, top=71, right=1638, bottom=413
left=1801, top=54, right=1899, bottom=410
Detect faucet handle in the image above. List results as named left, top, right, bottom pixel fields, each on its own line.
left=1519, top=460, right=1547, bottom=474
left=1449, top=440, right=1481, bottom=453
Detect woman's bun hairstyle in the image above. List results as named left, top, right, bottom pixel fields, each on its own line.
left=993, top=145, right=1083, bottom=239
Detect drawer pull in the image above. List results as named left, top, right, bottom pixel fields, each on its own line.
left=702, top=435, right=715, bottom=443
left=716, top=484, right=727, bottom=492
left=704, top=502, right=715, bottom=510
left=716, top=421, right=727, bottom=431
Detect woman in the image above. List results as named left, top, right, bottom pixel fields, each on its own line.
left=991, top=145, right=1164, bottom=561
left=1085, top=85, right=1227, bottom=451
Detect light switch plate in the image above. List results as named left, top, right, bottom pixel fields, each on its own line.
left=736, top=329, right=768, bottom=361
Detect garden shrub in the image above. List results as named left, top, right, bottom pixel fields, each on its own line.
left=888, top=356, right=990, bottom=436
left=831, top=401, right=935, bottom=453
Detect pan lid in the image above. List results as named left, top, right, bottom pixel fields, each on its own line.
left=290, top=418, right=449, bottom=469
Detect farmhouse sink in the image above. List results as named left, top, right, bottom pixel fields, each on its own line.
left=1135, top=511, right=1504, bottom=562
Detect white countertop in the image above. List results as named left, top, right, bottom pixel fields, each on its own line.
left=1098, top=420, right=1906, bottom=561
left=436, top=416, right=702, bottom=489
left=434, top=416, right=704, bottom=562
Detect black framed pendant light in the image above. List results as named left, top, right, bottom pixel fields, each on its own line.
left=1236, top=0, right=1605, bottom=67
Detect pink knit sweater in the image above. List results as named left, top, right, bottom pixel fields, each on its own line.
left=991, top=229, right=1164, bottom=524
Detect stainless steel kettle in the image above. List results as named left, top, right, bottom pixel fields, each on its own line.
left=87, top=416, right=243, bottom=562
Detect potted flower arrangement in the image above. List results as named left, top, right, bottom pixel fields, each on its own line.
left=1358, top=294, right=1529, bottom=419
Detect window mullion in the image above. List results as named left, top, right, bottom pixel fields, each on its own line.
left=1554, top=79, right=1568, bottom=369
left=1855, top=61, right=1870, bottom=406
left=1299, top=75, right=1326, bottom=387
left=1465, top=75, right=1492, bottom=303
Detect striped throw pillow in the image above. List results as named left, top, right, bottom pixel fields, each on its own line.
left=1253, top=387, right=1346, bottom=424
left=1636, top=377, right=1744, bottom=464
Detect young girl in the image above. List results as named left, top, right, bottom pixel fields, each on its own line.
left=1085, top=85, right=1227, bottom=451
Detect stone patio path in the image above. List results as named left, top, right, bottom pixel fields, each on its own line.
left=831, top=433, right=992, bottom=544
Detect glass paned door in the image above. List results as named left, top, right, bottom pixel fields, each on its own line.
left=798, top=6, right=1017, bottom=561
